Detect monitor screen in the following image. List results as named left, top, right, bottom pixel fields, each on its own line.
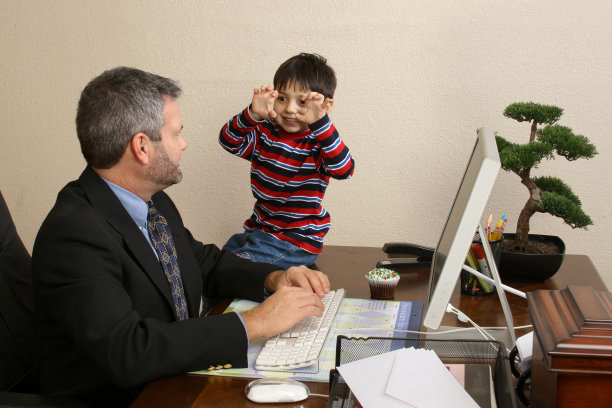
left=423, top=127, right=501, bottom=330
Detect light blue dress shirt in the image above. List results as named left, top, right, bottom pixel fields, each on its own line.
left=101, top=178, right=248, bottom=336
left=102, top=179, right=155, bottom=251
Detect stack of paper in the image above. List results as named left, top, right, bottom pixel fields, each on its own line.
left=337, top=348, right=488, bottom=408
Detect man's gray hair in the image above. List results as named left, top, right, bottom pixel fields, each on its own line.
left=76, top=67, right=182, bottom=169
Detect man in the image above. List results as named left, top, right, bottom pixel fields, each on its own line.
left=32, top=67, right=330, bottom=407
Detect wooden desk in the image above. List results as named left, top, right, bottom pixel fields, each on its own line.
left=130, top=246, right=606, bottom=408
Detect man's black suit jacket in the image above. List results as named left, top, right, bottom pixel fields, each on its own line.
left=32, top=167, right=278, bottom=406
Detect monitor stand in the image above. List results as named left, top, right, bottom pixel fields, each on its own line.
left=423, top=223, right=518, bottom=350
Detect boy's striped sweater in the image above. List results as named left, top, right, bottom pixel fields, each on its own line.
left=219, top=106, right=354, bottom=254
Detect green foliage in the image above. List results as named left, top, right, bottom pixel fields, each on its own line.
left=503, top=102, right=563, bottom=125
left=538, top=191, right=593, bottom=229
left=538, top=125, right=598, bottom=161
left=495, top=136, right=554, bottom=174
left=496, top=102, right=598, bottom=243
left=534, top=176, right=581, bottom=206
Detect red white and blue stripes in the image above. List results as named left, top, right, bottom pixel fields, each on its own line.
left=220, top=106, right=354, bottom=254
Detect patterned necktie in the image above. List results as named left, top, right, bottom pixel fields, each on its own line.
left=147, top=201, right=188, bottom=320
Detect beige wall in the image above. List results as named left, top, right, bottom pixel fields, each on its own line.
left=2, top=1, right=611, bottom=290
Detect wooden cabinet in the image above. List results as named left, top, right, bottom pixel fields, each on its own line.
left=527, top=286, right=612, bottom=407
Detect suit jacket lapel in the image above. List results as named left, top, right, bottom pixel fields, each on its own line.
left=151, top=192, right=203, bottom=317
left=77, top=167, right=177, bottom=312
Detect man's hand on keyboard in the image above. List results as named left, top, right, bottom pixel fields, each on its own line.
left=255, top=289, right=345, bottom=370
left=241, top=286, right=325, bottom=340
left=264, top=265, right=330, bottom=298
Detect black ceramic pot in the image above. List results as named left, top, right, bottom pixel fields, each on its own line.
left=499, top=234, right=565, bottom=282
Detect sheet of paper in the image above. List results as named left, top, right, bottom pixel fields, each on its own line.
left=336, top=348, right=416, bottom=408
left=385, top=348, right=479, bottom=408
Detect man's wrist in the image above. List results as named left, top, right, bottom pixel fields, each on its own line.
left=264, top=269, right=284, bottom=293
left=241, top=308, right=267, bottom=340
left=234, top=311, right=250, bottom=348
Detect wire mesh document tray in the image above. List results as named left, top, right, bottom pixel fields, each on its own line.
left=327, top=336, right=517, bottom=408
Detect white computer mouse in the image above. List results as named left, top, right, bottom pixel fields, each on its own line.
left=245, top=378, right=310, bottom=403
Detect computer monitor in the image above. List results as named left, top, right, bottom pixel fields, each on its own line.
left=422, top=127, right=503, bottom=332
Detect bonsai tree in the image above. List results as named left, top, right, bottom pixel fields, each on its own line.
left=495, top=102, right=598, bottom=253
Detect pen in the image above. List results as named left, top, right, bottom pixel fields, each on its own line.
left=465, top=251, right=478, bottom=271
left=472, top=244, right=493, bottom=293
left=494, top=218, right=503, bottom=230
left=468, top=244, right=491, bottom=292
left=465, top=255, right=480, bottom=292
left=489, top=214, right=506, bottom=241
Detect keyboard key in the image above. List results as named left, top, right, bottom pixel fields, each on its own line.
left=255, top=289, right=345, bottom=371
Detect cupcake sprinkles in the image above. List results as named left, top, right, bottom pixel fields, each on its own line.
left=365, top=267, right=399, bottom=280
left=365, top=267, right=400, bottom=299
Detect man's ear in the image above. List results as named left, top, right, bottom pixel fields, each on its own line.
left=130, top=132, right=151, bottom=165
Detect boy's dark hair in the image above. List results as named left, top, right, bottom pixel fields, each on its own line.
left=273, top=53, right=336, bottom=98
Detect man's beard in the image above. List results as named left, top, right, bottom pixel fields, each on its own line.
left=147, top=142, right=182, bottom=188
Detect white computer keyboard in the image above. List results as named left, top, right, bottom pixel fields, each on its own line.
left=255, top=288, right=345, bottom=371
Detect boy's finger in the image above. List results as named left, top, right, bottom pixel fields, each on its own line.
left=308, top=91, right=323, bottom=100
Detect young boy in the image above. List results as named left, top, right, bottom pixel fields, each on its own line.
left=219, top=53, right=355, bottom=269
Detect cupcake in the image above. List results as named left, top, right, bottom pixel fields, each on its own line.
left=365, top=267, right=400, bottom=299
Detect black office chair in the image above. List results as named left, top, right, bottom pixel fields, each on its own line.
left=0, top=190, right=89, bottom=407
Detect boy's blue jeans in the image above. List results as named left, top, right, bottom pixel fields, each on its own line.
left=222, top=229, right=318, bottom=270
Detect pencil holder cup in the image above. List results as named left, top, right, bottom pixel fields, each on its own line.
left=461, top=237, right=503, bottom=296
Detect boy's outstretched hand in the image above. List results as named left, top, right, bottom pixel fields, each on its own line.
left=251, top=85, right=278, bottom=121
left=296, top=91, right=333, bottom=125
